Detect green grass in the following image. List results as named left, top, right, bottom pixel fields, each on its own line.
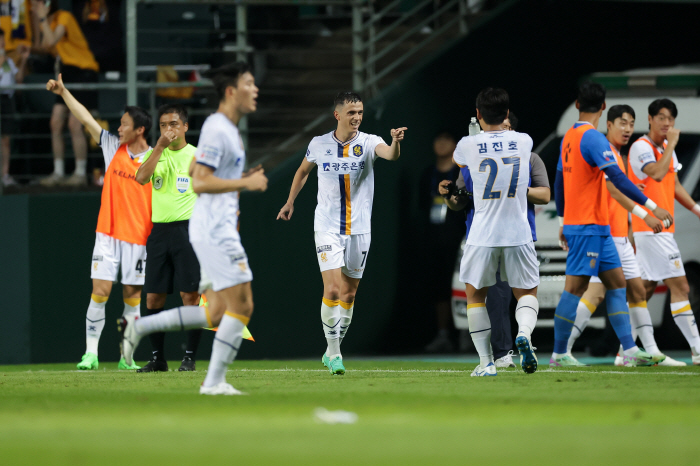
left=1, top=360, right=699, bottom=465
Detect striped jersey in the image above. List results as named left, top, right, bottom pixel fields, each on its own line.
left=306, top=130, right=386, bottom=235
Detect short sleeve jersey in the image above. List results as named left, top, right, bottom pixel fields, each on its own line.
left=628, top=135, right=679, bottom=181
left=141, top=144, right=198, bottom=223
left=305, top=131, right=386, bottom=235
left=453, top=130, right=533, bottom=247
left=189, top=113, right=246, bottom=245
left=51, top=11, right=99, bottom=72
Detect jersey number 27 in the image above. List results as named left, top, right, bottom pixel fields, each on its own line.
left=479, top=157, right=520, bottom=200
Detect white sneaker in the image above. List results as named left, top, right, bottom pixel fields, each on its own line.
left=494, top=350, right=516, bottom=368
left=471, top=362, right=497, bottom=377
left=199, top=382, right=245, bottom=395
left=614, top=353, right=624, bottom=366
left=657, top=355, right=686, bottom=367
left=117, top=314, right=142, bottom=366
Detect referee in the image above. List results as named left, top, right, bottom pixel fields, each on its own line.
left=135, top=104, right=202, bottom=372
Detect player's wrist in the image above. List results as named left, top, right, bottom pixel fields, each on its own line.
left=558, top=216, right=564, bottom=227
left=644, top=198, right=658, bottom=211
left=632, top=205, right=648, bottom=219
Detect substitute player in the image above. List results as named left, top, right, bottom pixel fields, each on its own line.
left=628, top=98, right=700, bottom=365
left=551, top=82, right=673, bottom=367
left=563, top=105, right=681, bottom=366
left=452, top=88, right=540, bottom=377
left=46, top=74, right=153, bottom=371
left=134, top=104, right=202, bottom=372
left=276, top=91, right=406, bottom=376
left=120, top=62, right=267, bottom=395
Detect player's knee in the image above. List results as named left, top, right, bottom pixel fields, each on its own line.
left=323, top=287, right=340, bottom=301
left=146, top=294, right=166, bottom=309
left=341, top=292, right=356, bottom=304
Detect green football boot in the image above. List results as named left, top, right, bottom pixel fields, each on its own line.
left=549, top=355, right=587, bottom=367
left=118, top=357, right=141, bottom=370
left=623, top=349, right=655, bottom=367
left=328, top=356, right=345, bottom=375
left=77, top=352, right=99, bottom=370
left=322, top=353, right=331, bottom=369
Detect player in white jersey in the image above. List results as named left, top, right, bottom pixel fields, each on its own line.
left=119, top=63, right=268, bottom=395
left=277, top=91, right=406, bottom=375
left=452, top=88, right=540, bottom=376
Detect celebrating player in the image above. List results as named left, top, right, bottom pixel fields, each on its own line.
left=452, top=88, right=540, bottom=377
left=628, top=98, right=700, bottom=365
left=276, top=91, right=406, bottom=376
left=563, top=105, right=680, bottom=366
left=120, top=62, right=268, bottom=395
left=134, top=104, right=203, bottom=372
left=46, top=74, right=153, bottom=371
left=551, top=82, right=673, bottom=367
left=440, top=112, right=551, bottom=370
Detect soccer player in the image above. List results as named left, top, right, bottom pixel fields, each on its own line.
left=551, top=82, right=673, bottom=367
left=452, top=88, right=540, bottom=377
left=46, top=74, right=153, bottom=371
left=120, top=62, right=268, bottom=395
left=563, top=105, right=683, bottom=366
left=440, top=111, right=551, bottom=369
left=134, top=104, right=202, bottom=372
left=276, top=91, right=406, bottom=375
left=628, top=98, right=700, bottom=365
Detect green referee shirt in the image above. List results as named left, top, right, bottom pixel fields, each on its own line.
left=142, top=143, right=198, bottom=223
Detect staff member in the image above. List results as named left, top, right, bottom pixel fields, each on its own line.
left=135, top=104, right=202, bottom=372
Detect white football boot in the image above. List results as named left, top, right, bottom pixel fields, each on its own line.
left=471, top=362, right=497, bottom=377
left=117, top=314, right=143, bottom=367
left=200, top=382, right=245, bottom=395
left=494, top=351, right=516, bottom=368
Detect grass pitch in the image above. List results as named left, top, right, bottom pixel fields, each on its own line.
left=1, top=360, right=699, bottom=466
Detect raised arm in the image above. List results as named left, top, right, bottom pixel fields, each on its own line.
left=277, top=158, right=316, bottom=221
left=135, top=132, right=176, bottom=185
left=191, top=163, right=267, bottom=194
left=32, top=2, right=67, bottom=48
left=375, top=127, right=407, bottom=161
left=642, top=128, right=679, bottom=182
left=46, top=74, right=103, bottom=143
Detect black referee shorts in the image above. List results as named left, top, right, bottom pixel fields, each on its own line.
left=145, top=220, right=200, bottom=294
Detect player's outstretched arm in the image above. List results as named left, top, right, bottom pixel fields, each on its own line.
left=375, top=127, right=407, bottom=161
left=674, top=174, right=700, bottom=219
left=277, top=158, right=315, bottom=221
left=191, top=163, right=267, bottom=194
left=136, top=131, right=176, bottom=185
left=642, top=128, right=679, bottom=182
left=46, top=74, right=102, bottom=143
left=604, top=164, right=673, bottom=228
left=607, top=180, right=663, bottom=233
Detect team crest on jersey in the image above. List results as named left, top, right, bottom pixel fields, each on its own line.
left=323, top=163, right=330, bottom=172
left=320, top=252, right=328, bottom=263
left=353, top=145, right=363, bottom=156
left=590, top=259, right=596, bottom=268
left=238, top=262, right=247, bottom=272
left=176, top=176, right=189, bottom=193
left=674, top=260, right=681, bottom=269
left=154, top=176, right=163, bottom=190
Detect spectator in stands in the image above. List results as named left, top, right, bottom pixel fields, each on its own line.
left=31, top=0, right=99, bottom=187
left=0, top=28, right=29, bottom=187
left=0, top=0, right=33, bottom=62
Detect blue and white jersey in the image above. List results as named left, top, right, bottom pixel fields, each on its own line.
left=306, top=130, right=386, bottom=235
left=189, top=112, right=246, bottom=245
left=453, top=130, right=533, bottom=247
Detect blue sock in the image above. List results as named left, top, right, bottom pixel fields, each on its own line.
left=553, top=290, right=580, bottom=354
left=605, top=288, right=635, bottom=350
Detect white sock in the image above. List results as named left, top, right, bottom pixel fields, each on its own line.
left=85, top=294, right=108, bottom=355
left=123, top=298, right=141, bottom=318
left=338, top=300, right=354, bottom=347
left=202, top=313, right=246, bottom=388
left=467, top=303, right=493, bottom=367
left=54, top=159, right=64, bottom=176
left=566, top=298, right=596, bottom=354
left=321, top=298, right=341, bottom=359
left=623, top=344, right=641, bottom=356
left=134, top=306, right=208, bottom=335
left=515, top=295, right=538, bottom=340
left=74, top=159, right=87, bottom=176
left=629, top=301, right=659, bottom=354
left=671, top=301, right=700, bottom=351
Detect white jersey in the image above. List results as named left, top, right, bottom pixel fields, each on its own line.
left=306, top=131, right=386, bottom=235
left=189, top=113, right=246, bottom=245
left=453, top=130, right=533, bottom=247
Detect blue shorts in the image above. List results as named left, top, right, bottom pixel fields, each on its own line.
left=565, top=234, right=621, bottom=276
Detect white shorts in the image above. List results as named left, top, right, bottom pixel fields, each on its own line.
left=90, top=232, right=147, bottom=285
left=314, top=231, right=371, bottom=279
left=191, top=240, right=253, bottom=293
left=634, top=233, right=685, bottom=282
left=590, top=237, right=640, bottom=283
left=459, top=242, right=540, bottom=290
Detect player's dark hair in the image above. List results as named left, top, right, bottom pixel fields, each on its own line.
left=204, top=62, right=252, bottom=102
left=648, top=98, right=677, bottom=118
left=158, top=103, right=188, bottom=125
left=577, top=81, right=606, bottom=113
left=334, top=91, right=362, bottom=109
left=506, top=111, right=518, bottom=131
left=607, top=104, right=635, bottom=123
left=476, top=88, right=509, bottom=125
left=124, top=106, right=152, bottom=139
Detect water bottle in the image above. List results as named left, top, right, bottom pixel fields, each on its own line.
left=468, top=117, right=481, bottom=136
